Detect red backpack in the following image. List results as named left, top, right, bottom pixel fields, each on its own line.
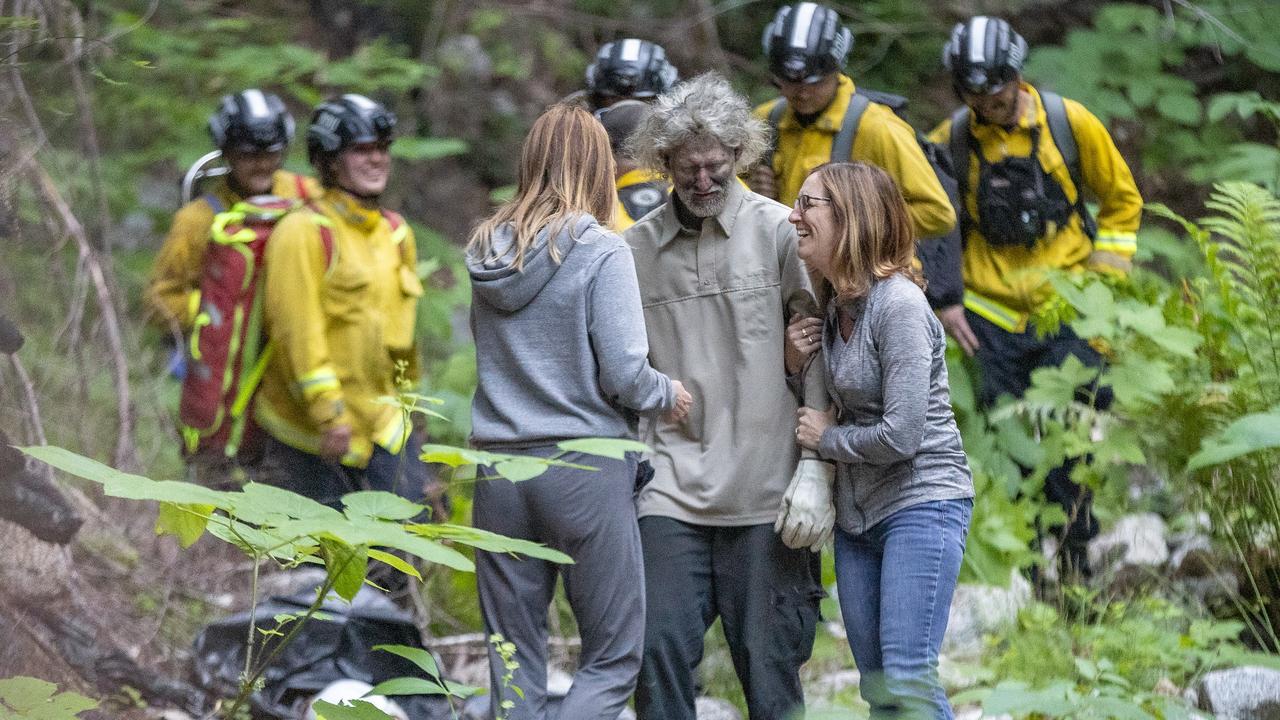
left=178, top=197, right=408, bottom=462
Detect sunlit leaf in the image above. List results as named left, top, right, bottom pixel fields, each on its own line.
left=1186, top=409, right=1280, bottom=471
left=343, top=491, right=426, bottom=521
left=155, top=502, right=214, bottom=548
left=555, top=438, right=648, bottom=460
left=409, top=523, right=574, bottom=564
left=319, top=538, right=368, bottom=602
left=311, top=699, right=396, bottom=720
left=373, top=644, right=440, bottom=678
left=367, top=549, right=422, bottom=581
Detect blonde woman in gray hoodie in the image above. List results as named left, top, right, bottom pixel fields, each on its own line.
left=465, top=104, right=692, bottom=720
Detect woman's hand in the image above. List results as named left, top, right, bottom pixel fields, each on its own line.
left=784, top=314, right=824, bottom=375
left=795, top=406, right=836, bottom=451
left=664, top=380, right=693, bottom=423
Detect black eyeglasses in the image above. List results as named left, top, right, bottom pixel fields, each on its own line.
left=794, top=193, right=832, bottom=212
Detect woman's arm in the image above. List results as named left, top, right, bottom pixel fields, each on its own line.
left=817, top=287, right=932, bottom=465
left=588, top=245, right=676, bottom=415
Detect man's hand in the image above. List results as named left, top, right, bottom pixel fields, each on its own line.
left=795, top=406, right=836, bottom=452
left=319, top=424, right=353, bottom=460
left=774, top=459, right=836, bottom=552
left=663, top=380, right=693, bottom=424
left=785, top=314, right=823, bottom=375
left=937, top=304, right=979, bottom=357
left=748, top=164, right=778, bottom=200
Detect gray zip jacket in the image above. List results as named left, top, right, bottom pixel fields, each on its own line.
left=817, top=274, right=973, bottom=534
left=468, top=215, right=675, bottom=450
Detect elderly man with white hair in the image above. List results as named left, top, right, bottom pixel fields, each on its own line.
left=623, top=72, right=832, bottom=720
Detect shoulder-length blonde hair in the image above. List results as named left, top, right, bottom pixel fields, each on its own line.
left=811, top=162, right=924, bottom=301
left=467, top=104, right=617, bottom=270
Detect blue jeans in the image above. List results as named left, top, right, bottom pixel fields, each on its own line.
left=834, top=498, right=972, bottom=720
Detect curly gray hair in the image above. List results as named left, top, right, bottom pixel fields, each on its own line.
left=626, top=72, right=770, bottom=175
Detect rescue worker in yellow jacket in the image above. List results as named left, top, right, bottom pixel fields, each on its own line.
left=929, top=16, right=1143, bottom=577
left=750, top=3, right=955, bottom=242
left=146, top=89, right=319, bottom=334
left=255, top=94, right=429, bottom=508
left=595, top=99, right=669, bottom=232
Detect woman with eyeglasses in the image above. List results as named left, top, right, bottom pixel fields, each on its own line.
left=789, top=161, right=974, bottom=719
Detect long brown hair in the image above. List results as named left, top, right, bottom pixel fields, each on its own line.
left=811, top=162, right=924, bottom=301
left=468, top=104, right=617, bottom=270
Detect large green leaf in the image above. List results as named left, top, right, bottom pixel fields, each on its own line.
left=155, top=502, right=214, bottom=548
left=366, top=678, right=450, bottom=697
left=348, top=519, right=474, bottom=572
left=493, top=458, right=550, bottom=481
left=237, top=483, right=345, bottom=521
left=319, top=538, right=368, bottom=602
left=19, top=446, right=229, bottom=507
left=409, top=523, right=574, bottom=564
left=311, top=700, right=396, bottom=720
left=1186, top=409, right=1280, bottom=470
left=1156, top=93, right=1202, bottom=125
left=0, top=677, right=97, bottom=718
left=367, top=549, right=422, bottom=581
left=981, top=680, right=1076, bottom=716
left=556, top=438, right=648, bottom=460
left=372, top=644, right=440, bottom=678
left=343, top=491, right=426, bottom=521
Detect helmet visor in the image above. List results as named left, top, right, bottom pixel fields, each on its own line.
left=957, top=67, right=1013, bottom=96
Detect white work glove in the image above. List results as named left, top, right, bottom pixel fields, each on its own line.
left=773, top=458, right=836, bottom=552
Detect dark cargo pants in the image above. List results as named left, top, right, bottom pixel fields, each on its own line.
left=635, top=517, right=821, bottom=720
left=967, top=310, right=1108, bottom=574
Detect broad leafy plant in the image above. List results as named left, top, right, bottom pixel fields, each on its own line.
left=19, top=434, right=645, bottom=718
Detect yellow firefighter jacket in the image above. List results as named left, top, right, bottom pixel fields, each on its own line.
left=754, top=74, right=956, bottom=241
left=928, top=83, right=1143, bottom=332
left=146, top=171, right=320, bottom=332
left=254, top=188, right=423, bottom=467
left=611, top=169, right=670, bottom=232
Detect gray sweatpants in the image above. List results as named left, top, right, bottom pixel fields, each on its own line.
left=473, top=449, right=644, bottom=720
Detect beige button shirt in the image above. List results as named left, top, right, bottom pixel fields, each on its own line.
left=625, top=181, right=822, bottom=525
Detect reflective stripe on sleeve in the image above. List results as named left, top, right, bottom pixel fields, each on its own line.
left=963, top=289, right=1027, bottom=333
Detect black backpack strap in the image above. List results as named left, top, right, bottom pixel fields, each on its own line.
left=948, top=107, right=973, bottom=236
left=1041, top=90, right=1097, bottom=239
left=831, top=92, right=872, bottom=163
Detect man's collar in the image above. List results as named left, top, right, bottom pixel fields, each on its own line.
left=654, top=178, right=747, bottom=247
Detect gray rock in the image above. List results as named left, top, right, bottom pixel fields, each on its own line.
left=1196, top=666, right=1280, bottom=719
left=696, top=696, right=742, bottom=720
left=1088, top=513, right=1169, bottom=578
left=943, top=570, right=1032, bottom=659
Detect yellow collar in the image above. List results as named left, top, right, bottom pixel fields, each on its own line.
left=323, top=187, right=384, bottom=232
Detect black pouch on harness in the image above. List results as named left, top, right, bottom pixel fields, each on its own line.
left=974, top=128, right=1074, bottom=249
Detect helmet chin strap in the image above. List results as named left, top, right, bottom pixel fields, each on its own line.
left=340, top=184, right=383, bottom=204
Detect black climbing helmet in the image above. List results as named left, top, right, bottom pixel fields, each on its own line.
left=208, top=89, right=295, bottom=153
left=762, top=3, right=853, bottom=84
left=942, top=16, right=1028, bottom=95
left=306, top=93, right=397, bottom=166
left=585, top=39, right=679, bottom=101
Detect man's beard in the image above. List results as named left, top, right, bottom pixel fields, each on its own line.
left=676, top=184, right=728, bottom=218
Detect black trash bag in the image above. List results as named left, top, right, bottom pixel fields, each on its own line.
left=193, top=584, right=454, bottom=719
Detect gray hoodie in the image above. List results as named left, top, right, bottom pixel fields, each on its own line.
left=468, top=215, right=675, bottom=449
